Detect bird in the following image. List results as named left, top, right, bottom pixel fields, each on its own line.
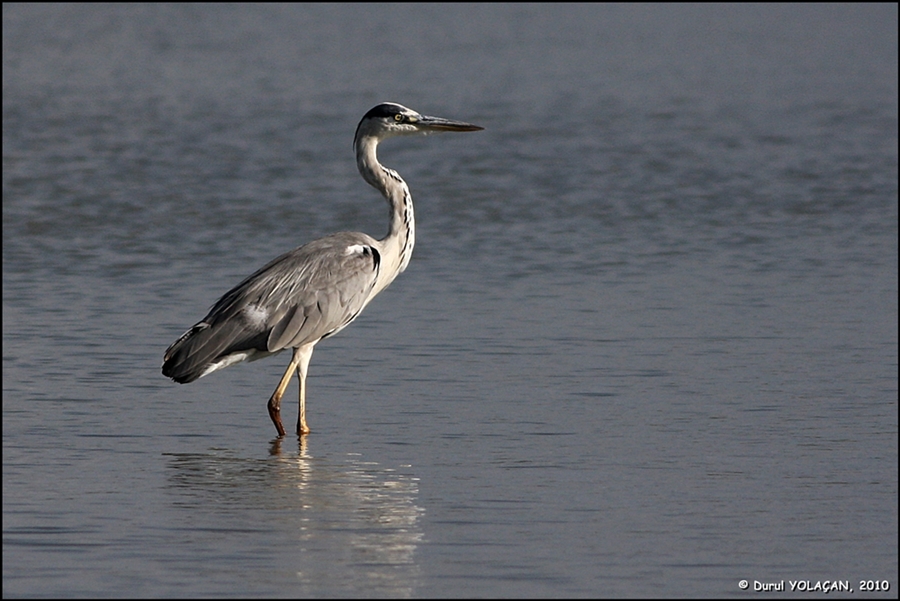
left=162, top=103, right=483, bottom=436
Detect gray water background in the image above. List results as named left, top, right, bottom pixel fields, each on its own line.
left=3, top=4, right=897, bottom=598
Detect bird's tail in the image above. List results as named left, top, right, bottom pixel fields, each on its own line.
left=162, top=316, right=273, bottom=383
left=162, top=323, right=217, bottom=383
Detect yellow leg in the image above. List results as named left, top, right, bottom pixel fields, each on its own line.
left=296, top=370, right=309, bottom=435
left=294, top=345, right=314, bottom=435
left=267, top=358, right=297, bottom=437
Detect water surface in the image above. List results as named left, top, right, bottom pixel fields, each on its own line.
left=3, top=4, right=897, bottom=598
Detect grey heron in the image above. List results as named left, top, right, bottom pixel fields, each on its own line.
left=162, top=103, right=482, bottom=436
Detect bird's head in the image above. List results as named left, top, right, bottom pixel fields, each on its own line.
left=354, top=102, right=482, bottom=147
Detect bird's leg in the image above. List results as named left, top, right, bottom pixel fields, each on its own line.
left=296, top=369, right=309, bottom=435
left=267, top=359, right=297, bottom=437
left=294, top=345, right=315, bottom=435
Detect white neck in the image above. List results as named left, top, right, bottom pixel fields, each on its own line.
left=355, top=135, right=416, bottom=295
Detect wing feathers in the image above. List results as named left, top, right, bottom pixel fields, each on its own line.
left=162, top=232, right=381, bottom=382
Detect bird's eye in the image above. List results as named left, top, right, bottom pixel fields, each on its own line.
left=394, top=114, right=404, bottom=122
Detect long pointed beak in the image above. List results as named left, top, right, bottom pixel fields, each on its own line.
left=417, top=115, right=483, bottom=132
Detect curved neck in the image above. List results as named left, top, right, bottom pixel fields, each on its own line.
left=356, top=135, right=415, bottom=282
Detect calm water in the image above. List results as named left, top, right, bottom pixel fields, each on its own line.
left=3, top=4, right=897, bottom=598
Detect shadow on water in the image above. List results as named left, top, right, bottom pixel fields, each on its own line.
left=163, top=437, right=424, bottom=597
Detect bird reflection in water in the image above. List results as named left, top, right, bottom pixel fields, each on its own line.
left=165, top=437, right=423, bottom=596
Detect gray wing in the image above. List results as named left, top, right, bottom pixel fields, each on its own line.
left=162, top=232, right=381, bottom=383
left=257, top=233, right=382, bottom=350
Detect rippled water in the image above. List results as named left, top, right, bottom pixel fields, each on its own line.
left=3, top=4, right=897, bottom=598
